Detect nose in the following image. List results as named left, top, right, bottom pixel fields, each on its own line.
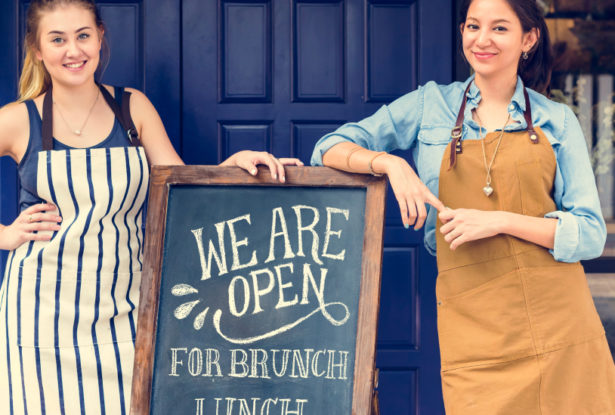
left=65, top=39, right=81, bottom=58
left=476, top=28, right=492, bottom=48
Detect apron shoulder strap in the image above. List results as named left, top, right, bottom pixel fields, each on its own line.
left=523, top=88, right=538, bottom=143
left=41, top=84, right=143, bottom=151
left=449, top=82, right=472, bottom=170
left=42, top=85, right=54, bottom=151
left=448, top=82, right=539, bottom=169
left=97, top=84, right=142, bottom=147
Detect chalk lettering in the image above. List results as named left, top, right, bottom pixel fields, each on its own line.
left=188, top=347, right=204, bottom=376
left=230, top=349, right=249, bottom=377
left=274, top=263, right=298, bottom=310
left=227, top=214, right=258, bottom=271
left=322, top=207, right=349, bottom=260
left=265, top=207, right=295, bottom=263
left=192, top=223, right=228, bottom=280
left=195, top=398, right=205, bottom=415
left=290, top=349, right=313, bottom=379
left=250, top=349, right=270, bottom=379
left=249, top=268, right=276, bottom=314
left=228, top=276, right=250, bottom=317
left=169, top=347, right=187, bottom=376
left=292, top=205, right=322, bottom=265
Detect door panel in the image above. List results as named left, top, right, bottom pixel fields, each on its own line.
left=182, top=1, right=450, bottom=413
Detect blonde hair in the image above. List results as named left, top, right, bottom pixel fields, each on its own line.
left=18, top=0, right=107, bottom=102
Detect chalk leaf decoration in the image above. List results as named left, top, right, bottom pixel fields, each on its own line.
left=170, top=283, right=350, bottom=344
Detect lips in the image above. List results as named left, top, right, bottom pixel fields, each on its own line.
left=63, top=61, right=87, bottom=70
left=473, top=52, right=496, bottom=60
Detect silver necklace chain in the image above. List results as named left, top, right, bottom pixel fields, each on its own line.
left=474, top=109, right=511, bottom=197
left=53, top=88, right=100, bottom=136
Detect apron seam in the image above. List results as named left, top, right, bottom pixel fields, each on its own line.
left=441, top=332, right=608, bottom=373
left=437, top=246, right=549, bottom=273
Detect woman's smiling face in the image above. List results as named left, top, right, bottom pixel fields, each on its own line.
left=461, top=0, right=537, bottom=81
left=35, top=4, right=102, bottom=88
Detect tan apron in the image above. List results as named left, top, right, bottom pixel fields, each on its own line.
left=435, top=89, right=615, bottom=415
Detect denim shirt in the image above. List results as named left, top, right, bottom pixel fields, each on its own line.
left=311, top=76, right=606, bottom=263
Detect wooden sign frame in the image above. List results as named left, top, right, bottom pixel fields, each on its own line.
left=130, top=166, right=386, bottom=415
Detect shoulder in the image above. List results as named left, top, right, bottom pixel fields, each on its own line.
left=388, top=80, right=466, bottom=118
left=0, top=101, right=30, bottom=160
left=526, top=88, right=572, bottom=145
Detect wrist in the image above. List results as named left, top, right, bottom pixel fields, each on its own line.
left=496, top=211, right=513, bottom=234
left=372, top=153, right=397, bottom=175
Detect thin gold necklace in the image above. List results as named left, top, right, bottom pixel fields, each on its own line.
left=474, top=110, right=511, bottom=197
left=53, top=88, right=100, bottom=136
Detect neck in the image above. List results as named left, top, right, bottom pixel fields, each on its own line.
left=50, top=80, right=99, bottom=109
left=474, top=72, right=518, bottom=106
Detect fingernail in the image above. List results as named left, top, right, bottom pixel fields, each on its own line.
left=404, top=223, right=409, bottom=229
left=281, top=176, right=286, bottom=182
left=57, top=217, right=62, bottom=222
left=273, top=173, right=277, bottom=179
left=251, top=169, right=257, bottom=175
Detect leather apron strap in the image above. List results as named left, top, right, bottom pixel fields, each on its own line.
left=448, top=82, right=538, bottom=170
left=41, top=83, right=142, bottom=151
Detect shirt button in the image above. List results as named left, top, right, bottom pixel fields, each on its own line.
left=508, top=104, right=515, bottom=111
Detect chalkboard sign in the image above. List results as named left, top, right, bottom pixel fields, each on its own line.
left=131, top=166, right=386, bottom=415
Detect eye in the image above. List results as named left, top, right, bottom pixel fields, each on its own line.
left=466, top=23, right=479, bottom=31
left=494, top=25, right=508, bottom=32
left=51, top=37, right=64, bottom=44
left=78, top=33, right=90, bottom=40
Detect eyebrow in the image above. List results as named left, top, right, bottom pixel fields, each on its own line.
left=46, top=26, right=92, bottom=35
left=466, top=17, right=511, bottom=24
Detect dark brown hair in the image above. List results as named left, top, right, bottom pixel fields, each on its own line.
left=459, top=0, right=553, bottom=94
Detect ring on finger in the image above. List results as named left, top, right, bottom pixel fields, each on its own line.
left=28, top=215, right=33, bottom=223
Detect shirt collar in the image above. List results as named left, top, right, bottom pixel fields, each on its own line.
left=463, top=74, right=527, bottom=111
left=462, top=75, right=528, bottom=131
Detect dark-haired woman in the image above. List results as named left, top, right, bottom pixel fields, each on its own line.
left=0, top=1, right=302, bottom=413
left=312, top=0, right=615, bottom=413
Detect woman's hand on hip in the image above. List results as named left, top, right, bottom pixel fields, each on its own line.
left=438, top=208, right=504, bottom=250
left=0, top=203, right=62, bottom=251
left=377, top=154, right=445, bottom=229
left=222, top=150, right=304, bottom=183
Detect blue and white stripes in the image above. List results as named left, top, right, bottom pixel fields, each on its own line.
left=0, top=146, right=149, bottom=415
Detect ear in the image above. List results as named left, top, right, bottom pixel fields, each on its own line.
left=523, top=27, right=539, bottom=53
left=35, top=48, right=42, bottom=61
left=97, top=26, right=105, bottom=44
left=460, top=22, right=465, bottom=35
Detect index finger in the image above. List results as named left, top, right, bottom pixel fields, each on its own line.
left=425, top=192, right=445, bottom=212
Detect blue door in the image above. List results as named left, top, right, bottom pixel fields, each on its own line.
left=0, top=1, right=452, bottom=413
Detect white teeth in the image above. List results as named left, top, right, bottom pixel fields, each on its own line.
left=65, top=62, right=84, bottom=68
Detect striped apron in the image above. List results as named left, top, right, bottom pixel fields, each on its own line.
left=0, top=89, right=149, bottom=414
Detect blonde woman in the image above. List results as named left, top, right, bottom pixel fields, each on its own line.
left=0, top=1, right=302, bottom=413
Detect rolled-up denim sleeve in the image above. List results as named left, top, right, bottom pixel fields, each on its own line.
left=545, top=105, right=606, bottom=262
left=310, top=86, right=424, bottom=165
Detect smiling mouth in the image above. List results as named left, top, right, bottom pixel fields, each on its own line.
left=63, top=61, right=86, bottom=69
left=473, top=52, right=496, bottom=59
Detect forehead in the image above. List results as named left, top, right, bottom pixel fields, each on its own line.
left=38, top=4, right=96, bottom=34
left=466, top=0, right=519, bottom=23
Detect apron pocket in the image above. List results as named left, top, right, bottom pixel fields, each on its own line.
left=437, top=268, right=536, bottom=369
left=16, top=268, right=139, bottom=348
left=522, top=263, right=606, bottom=352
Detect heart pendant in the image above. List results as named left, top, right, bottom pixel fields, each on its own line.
left=483, top=185, right=494, bottom=197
